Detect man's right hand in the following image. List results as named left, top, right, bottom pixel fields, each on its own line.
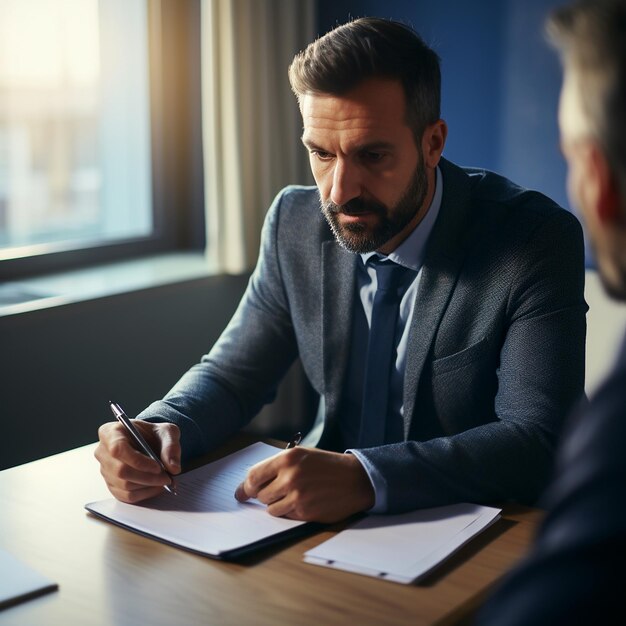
left=94, top=420, right=181, bottom=503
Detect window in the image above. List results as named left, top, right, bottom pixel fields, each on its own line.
left=0, top=0, right=204, bottom=280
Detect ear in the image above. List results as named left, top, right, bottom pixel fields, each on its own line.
left=421, top=119, right=448, bottom=169
left=589, top=146, right=621, bottom=223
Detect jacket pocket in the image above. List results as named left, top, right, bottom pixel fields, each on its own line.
left=431, top=337, right=491, bottom=376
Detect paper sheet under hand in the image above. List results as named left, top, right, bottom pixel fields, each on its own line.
left=85, top=442, right=308, bottom=558
left=304, top=503, right=501, bottom=584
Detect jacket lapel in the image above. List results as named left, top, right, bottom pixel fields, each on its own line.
left=403, top=159, right=474, bottom=437
left=321, top=239, right=357, bottom=436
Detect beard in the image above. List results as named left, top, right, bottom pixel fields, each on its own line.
left=600, top=274, right=626, bottom=301
left=591, top=242, right=626, bottom=301
left=320, top=156, right=429, bottom=254
left=576, top=202, right=626, bottom=301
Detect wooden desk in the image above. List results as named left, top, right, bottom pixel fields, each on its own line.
left=0, top=440, right=542, bottom=625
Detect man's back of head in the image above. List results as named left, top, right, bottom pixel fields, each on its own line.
left=549, top=0, right=626, bottom=298
left=477, top=2, right=626, bottom=623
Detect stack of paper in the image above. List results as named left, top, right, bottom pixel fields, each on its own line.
left=86, top=443, right=501, bottom=577
left=304, top=503, right=501, bottom=584
left=86, top=442, right=311, bottom=559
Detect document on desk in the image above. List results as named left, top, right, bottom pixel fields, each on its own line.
left=304, top=503, right=501, bottom=584
left=85, top=442, right=311, bottom=559
left=0, top=548, right=58, bottom=609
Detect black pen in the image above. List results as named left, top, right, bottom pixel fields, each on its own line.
left=109, top=401, right=177, bottom=495
left=285, top=432, right=302, bottom=449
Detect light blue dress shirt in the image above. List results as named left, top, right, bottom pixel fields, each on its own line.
left=348, top=166, right=443, bottom=512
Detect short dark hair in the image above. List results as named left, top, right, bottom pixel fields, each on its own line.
left=288, top=17, right=441, bottom=142
left=548, top=0, right=626, bottom=204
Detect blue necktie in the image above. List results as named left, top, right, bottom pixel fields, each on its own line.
left=358, top=259, right=410, bottom=448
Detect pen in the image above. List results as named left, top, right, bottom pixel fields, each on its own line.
left=109, top=401, right=177, bottom=495
left=285, top=432, right=302, bottom=449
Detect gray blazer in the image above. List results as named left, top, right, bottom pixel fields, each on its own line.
left=140, top=158, right=587, bottom=512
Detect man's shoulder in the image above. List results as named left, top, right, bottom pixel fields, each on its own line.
left=267, top=185, right=323, bottom=227
left=451, top=160, right=569, bottom=221
left=273, top=184, right=320, bottom=209
left=440, top=159, right=581, bottom=242
left=263, top=185, right=331, bottom=251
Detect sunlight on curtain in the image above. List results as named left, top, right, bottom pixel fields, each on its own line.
left=201, top=0, right=315, bottom=274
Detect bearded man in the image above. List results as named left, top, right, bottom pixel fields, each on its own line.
left=95, top=17, right=586, bottom=523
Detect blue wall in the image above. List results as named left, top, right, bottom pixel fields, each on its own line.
left=317, top=0, right=569, bottom=213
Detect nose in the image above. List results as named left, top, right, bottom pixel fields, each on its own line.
left=329, top=159, right=361, bottom=206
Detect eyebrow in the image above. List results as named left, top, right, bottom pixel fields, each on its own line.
left=301, top=137, right=322, bottom=150
left=301, top=137, right=395, bottom=153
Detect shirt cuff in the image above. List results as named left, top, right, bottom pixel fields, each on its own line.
left=346, top=448, right=388, bottom=513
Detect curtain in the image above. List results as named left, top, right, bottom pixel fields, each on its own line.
left=201, top=0, right=316, bottom=274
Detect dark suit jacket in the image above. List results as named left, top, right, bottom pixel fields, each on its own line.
left=140, top=158, right=587, bottom=512
left=476, top=333, right=626, bottom=624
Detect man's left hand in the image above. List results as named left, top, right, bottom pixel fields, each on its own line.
left=234, top=446, right=375, bottom=523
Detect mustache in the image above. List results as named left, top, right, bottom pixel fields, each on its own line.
left=323, top=197, right=386, bottom=216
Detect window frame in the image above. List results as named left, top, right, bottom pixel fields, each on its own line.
left=0, top=0, right=205, bottom=281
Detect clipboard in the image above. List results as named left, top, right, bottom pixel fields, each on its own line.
left=304, top=503, right=501, bottom=583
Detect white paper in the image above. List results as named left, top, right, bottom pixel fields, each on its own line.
left=0, top=549, right=57, bottom=608
left=85, top=442, right=306, bottom=557
left=304, top=503, right=501, bottom=584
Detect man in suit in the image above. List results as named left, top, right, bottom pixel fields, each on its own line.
left=477, top=0, right=626, bottom=622
left=95, top=18, right=586, bottom=523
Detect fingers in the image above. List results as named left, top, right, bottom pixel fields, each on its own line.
left=96, top=422, right=159, bottom=473
left=234, top=450, right=290, bottom=503
left=234, top=482, right=249, bottom=502
left=105, top=481, right=166, bottom=504
left=235, top=447, right=376, bottom=523
left=95, top=420, right=181, bottom=503
left=266, top=493, right=298, bottom=519
left=154, top=423, right=181, bottom=475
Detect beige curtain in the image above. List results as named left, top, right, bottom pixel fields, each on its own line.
left=201, top=0, right=316, bottom=274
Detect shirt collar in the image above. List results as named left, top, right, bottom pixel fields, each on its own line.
left=360, top=165, right=443, bottom=271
